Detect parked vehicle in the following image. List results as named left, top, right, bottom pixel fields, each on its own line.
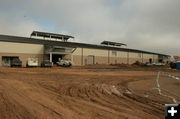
left=57, top=59, right=72, bottom=67
left=41, top=60, right=53, bottom=67
left=155, top=62, right=165, bottom=66
left=170, top=62, right=176, bottom=69
left=27, top=58, right=38, bottom=67
left=145, top=62, right=152, bottom=66
left=11, top=58, right=22, bottom=67
left=145, top=62, right=165, bottom=66
left=152, top=63, right=156, bottom=65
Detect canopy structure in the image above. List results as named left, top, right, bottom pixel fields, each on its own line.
left=31, top=31, right=74, bottom=41
left=101, top=41, right=127, bottom=47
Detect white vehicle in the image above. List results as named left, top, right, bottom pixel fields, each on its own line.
left=57, top=59, right=72, bottom=67
left=155, top=62, right=165, bottom=66
left=27, top=58, right=38, bottom=67
left=145, top=62, right=152, bottom=66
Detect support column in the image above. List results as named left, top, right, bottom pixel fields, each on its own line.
left=50, top=52, right=52, bottom=62
left=62, top=36, right=64, bottom=42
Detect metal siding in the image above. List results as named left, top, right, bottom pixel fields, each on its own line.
left=0, top=41, right=44, bottom=54
left=88, top=55, right=94, bottom=65
left=83, top=48, right=108, bottom=57
left=0, top=34, right=169, bottom=57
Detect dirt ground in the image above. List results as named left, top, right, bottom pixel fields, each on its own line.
left=0, top=65, right=179, bottom=119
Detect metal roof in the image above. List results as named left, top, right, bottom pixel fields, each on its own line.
left=31, top=31, right=74, bottom=40
left=0, top=34, right=170, bottom=57
left=101, top=41, right=127, bottom=46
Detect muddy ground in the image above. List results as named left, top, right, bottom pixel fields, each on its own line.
left=0, top=65, right=179, bottom=119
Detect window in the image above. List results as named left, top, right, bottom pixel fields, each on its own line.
left=112, top=51, right=117, bottom=56
left=138, top=53, right=142, bottom=58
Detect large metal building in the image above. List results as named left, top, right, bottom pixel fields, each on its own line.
left=0, top=31, right=170, bottom=67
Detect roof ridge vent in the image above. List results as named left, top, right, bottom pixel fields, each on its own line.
left=101, top=41, right=127, bottom=47
left=30, top=31, right=74, bottom=42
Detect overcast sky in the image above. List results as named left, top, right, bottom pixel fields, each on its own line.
left=0, top=0, right=180, bottom=56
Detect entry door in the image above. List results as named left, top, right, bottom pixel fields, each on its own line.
left=52, top=54, right=62, bottom=64
left=88, top=55, right=94, bottom=65
left=149, top=58, right=152, bottom=63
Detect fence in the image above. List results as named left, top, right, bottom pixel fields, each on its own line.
left=155, top=71, right=180, bottom=103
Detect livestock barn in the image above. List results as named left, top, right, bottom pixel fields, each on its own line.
left=0, top=31, right=170, bottom=67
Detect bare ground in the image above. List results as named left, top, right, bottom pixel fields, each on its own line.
left=0, top=65, right=179, bottom=119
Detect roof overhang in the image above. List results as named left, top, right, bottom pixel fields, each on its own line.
left=31, top=31, right=74, bottom=41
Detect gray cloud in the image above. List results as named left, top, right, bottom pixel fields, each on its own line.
left=0, top=12, right=41, bottom=36
left=0, top=0, right=179, bottom=55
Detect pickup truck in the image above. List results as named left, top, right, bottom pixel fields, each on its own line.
left=57, top=59, right=72, bottom=67
left=11, top=58, right=22, bottom=67
left=41, top=60, right=53, bottom=67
